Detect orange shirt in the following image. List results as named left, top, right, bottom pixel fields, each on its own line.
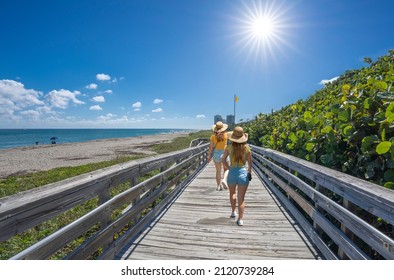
left=210, top=132, right=228, bottom=150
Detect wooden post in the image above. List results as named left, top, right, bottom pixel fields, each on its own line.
left=338, top=198, right=355, bottom=259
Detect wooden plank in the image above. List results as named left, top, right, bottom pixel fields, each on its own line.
left=117, top=162, right=321, bottom=260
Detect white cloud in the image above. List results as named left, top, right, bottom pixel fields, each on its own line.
left=0, top=79, right=44, bottom=111
left=46, top=89, right=85, bottom=109
left=196, top=114, right=206, bottom=118
left=96, top=73, right=111, bottom=81
left=20, top=109, right=41, bottom=120
left=37, top=105, right=54, bottom=115
left=132, top=101, right=142, bottom=111
left=86, top=83, right=98, bottom=89
left=92, top=96, right=105, bottom=103
left=90, top=105, right=102, bottom=111
left=320, top=76, right=339, bottom=85
left=152, top=108, right=163, bottom=113
left=104, top=90, right=113, bottom=94
left=20, top=109, right=40, bottom=116
left=97, top=113, right=116, bottom=121
left=153, top=98, right=163, bottom=104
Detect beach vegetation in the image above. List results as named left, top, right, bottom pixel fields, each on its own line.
left=243, top=50, right=394, bottom=189
left=151, top=130, right=211, bottom=154
left=0, top=156, right=142, bottom=199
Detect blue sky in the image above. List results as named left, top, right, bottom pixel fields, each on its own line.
left=1, top=0, right=393, bottom=129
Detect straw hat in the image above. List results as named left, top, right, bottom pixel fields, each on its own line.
left=228, top=126, right=248, bottom=143
left=212, top=121, right=228, bottom=132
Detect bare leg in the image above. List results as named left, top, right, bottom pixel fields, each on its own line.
left=221, top=169, right=229, bottom=189
left=214, top=161, right=222, bottom=188
left=237, top=185, right=248, bottom=221
left=228, top=185, right=237, bottom=213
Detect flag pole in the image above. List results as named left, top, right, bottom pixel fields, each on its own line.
left=233, top=94, right=236, bottom=126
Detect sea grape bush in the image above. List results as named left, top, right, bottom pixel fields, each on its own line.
left=244, top=50, right=394, bottom=189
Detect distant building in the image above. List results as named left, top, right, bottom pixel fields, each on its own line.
left=213, top=114, right=234, bottom=126
left=214, top=115, right=223, bottom=124
left=226, top=115, right=235, bottom=126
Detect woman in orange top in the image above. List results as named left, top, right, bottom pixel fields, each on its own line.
left=208, top=121, right=229, bottom=191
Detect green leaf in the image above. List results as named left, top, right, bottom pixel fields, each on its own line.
left=288, top=132, right=298, bottom=143
left=385, top=102, right=394, bottom=122
left=342, top=84, right=351, bottom=94
left=343, top=125, right=354, bottom=137
left=320, top=154, right=332, bottom=165
left=305, top=154, right=316, bottom=162
left=363, top=98, right=373, bottom=109
left=384, top=182, right=394, bottom=190
left=286, top=143, right=295, bottom=150
left=303, top=111, right=313, bottom=122
left=373, top=81, right=388, bottom=91
left=322, top=125, right=333, bottom=134
left=376, top=141, right=392, bottom=154
left=361, top=135, right=378, bottom=153
left=338, top=109, right=349, bottom=122
left=305, top=142, right=315, bottom=152
left=296, top=130, right=306, bottom=138
left=330, top=104, right=340, bottom=114
left=384, top=169, right=394, bottom=182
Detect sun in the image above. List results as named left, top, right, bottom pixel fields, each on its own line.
left=250, top=16, right=276, bottom=40
left=231, top=1, right=295, bottom=63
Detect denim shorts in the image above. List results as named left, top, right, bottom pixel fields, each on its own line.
left=227, top=166, right=249, bottom=186
left=212, top=150, right=224, bottom=163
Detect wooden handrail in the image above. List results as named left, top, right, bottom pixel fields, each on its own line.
left=3, top=142, right=393, bottom=260
left=251, top=145, right=394, bottom=260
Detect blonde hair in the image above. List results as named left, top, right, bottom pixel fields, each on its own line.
left=231, top=142, right=247, bottom=165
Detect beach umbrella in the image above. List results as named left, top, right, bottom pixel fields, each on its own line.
left=50, top=136, right=58, bottom=144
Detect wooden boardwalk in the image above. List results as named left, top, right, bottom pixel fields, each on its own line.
left=117, top=162, right=322, bottom=260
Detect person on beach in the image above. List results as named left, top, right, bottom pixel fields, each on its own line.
left=207, top=121, right=229, bottom=191
left=221, top=126, right=252, bottom=226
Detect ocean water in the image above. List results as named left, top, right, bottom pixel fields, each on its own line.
left=0, top=129, right=192, bottom=150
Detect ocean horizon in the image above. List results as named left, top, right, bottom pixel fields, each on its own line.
left=0, top=128, right=194, bottom=150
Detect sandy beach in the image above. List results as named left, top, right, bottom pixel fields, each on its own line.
left=0, top=132, right=189, bottom=178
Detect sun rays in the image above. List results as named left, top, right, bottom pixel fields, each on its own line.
left=230, top=0, right=296, bottom=66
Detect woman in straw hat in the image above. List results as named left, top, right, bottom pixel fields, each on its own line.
left=208, top=121, right=229, bottom=191
left=221, top=126, right=252, bottom=226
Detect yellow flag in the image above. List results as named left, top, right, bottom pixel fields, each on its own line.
left=235, top=95, right=239, bottom=103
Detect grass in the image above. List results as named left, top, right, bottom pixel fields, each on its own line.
left=0, top=156, right=141, bottom=199
left=0, top=130, right=210, bottom=259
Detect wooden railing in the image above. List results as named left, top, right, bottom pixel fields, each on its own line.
left=0, top=143, right=209, bottom=259
left=189, top=138, right=209, bottom=147
left=251, top=145, right=394, bottom=260
left=2, top=142, right=394, bottom=260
